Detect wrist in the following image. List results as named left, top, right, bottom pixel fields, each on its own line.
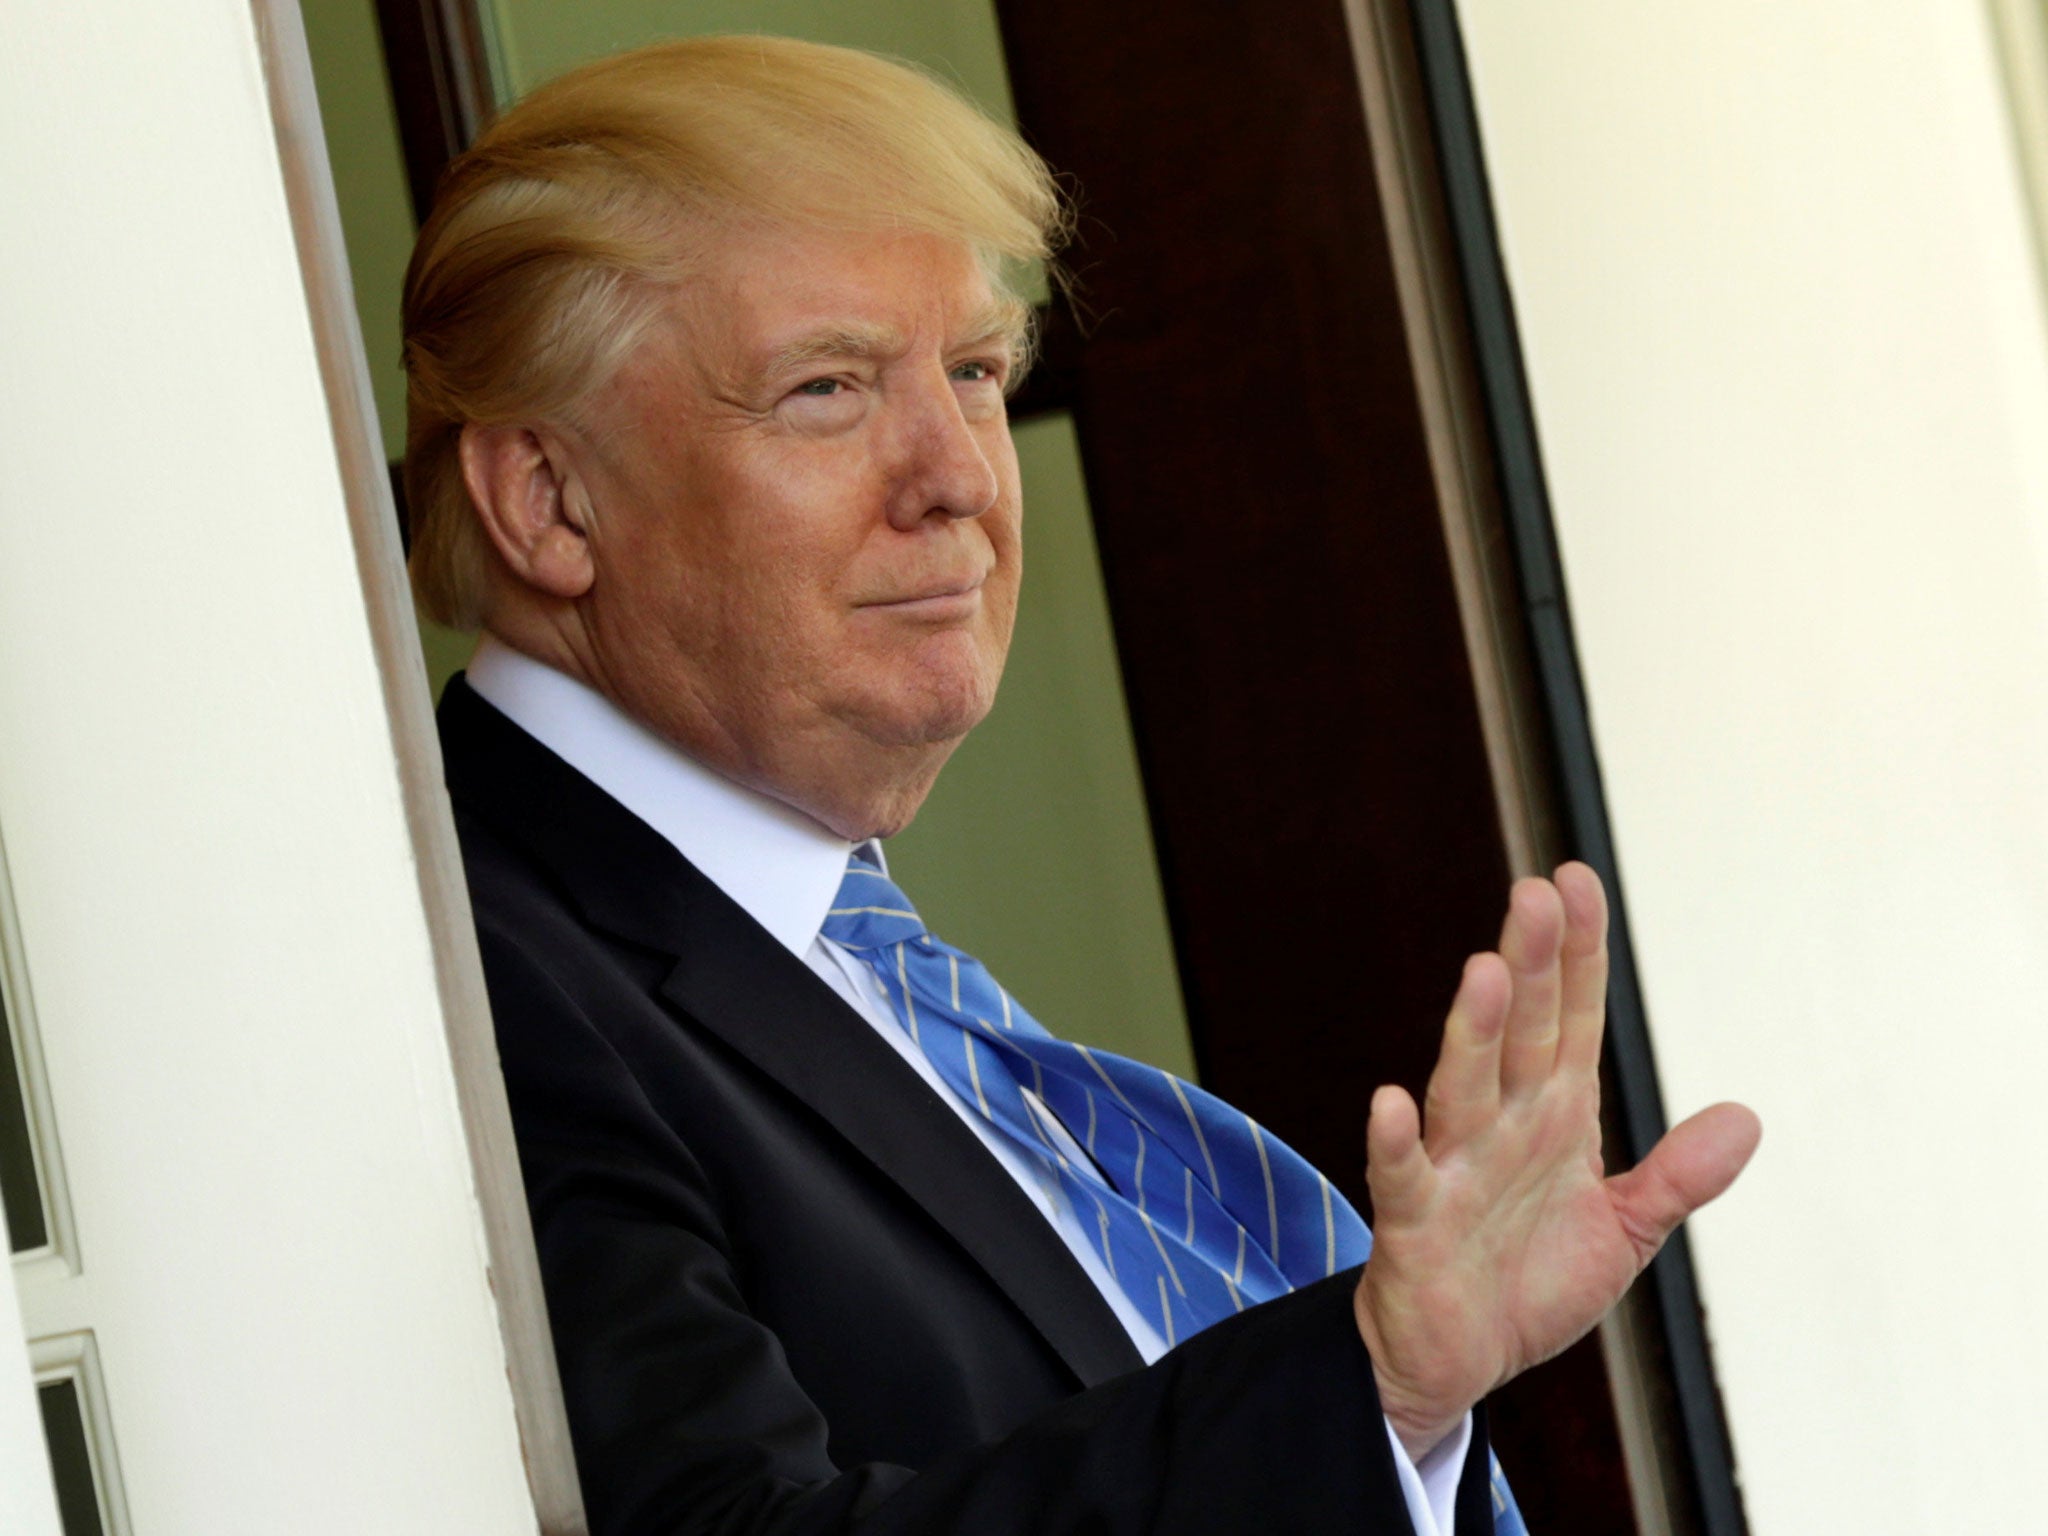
left=1372, top=1376, right=1461, bottom=1464
left=1352, top=1275, right=1470, bottom=1462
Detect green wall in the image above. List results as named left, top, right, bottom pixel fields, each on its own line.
left=301, top=0, right=1192, bottom=1075
left=301, top=0, right=479, bottom=686
left=300, top=0, right=411, bottom=461
left=892, top=416, right=1191, bottom=1074
left=490, top=0, right=1014, bottom=122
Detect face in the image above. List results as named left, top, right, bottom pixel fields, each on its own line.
left=561, top=226, right=1024, bottom=837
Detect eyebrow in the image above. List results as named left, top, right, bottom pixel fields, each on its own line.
left=756, top=301, right=1029, bottom=382
left=761, top=322, right=906, bottom=380
left=954, top=298, right=1031, bottom=356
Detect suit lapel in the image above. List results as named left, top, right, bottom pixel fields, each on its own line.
left=656, top=914, right=1145, bottom=1387
left=440, top=677, right=1144, bottom=1388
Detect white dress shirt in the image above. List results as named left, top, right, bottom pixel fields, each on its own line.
left=467, top=636, right=1470, bottom=1533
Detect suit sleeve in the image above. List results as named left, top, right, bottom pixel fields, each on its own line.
left=479, top=928, right=1492, bottom=1536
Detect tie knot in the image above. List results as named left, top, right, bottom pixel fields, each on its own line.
left=822, top=858, right=927, bottom=952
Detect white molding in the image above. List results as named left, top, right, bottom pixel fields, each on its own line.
left=1, top=818, right=78, bottom=1286
left=0, top=1255, right=59, bottom=1536
left=1989, top=0, right=2048, bottom=296
left=32, top=1331, right=133, bottom=1536
left=248, top=2, right=586, bottom=1530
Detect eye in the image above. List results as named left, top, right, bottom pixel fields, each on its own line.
left=778, top=372, right=867, bottom=434
left=950, top=359, right=1004, bottom=387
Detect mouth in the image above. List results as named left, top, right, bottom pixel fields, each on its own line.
left=858, top=574, right=988, bottom=620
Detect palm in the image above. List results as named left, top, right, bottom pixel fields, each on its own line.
left=1352, top=865, right=1760, bottom=1457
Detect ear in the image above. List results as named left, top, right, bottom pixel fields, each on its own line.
left=459, top=424, right=596, bottom=601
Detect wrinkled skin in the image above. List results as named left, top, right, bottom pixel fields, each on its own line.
left=464, top=225, right=1023, bottom=839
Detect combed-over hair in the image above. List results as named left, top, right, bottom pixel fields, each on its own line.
left=401, top=35, right=1071, bottom=629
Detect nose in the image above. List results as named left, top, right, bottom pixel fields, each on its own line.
left=883, top=370, right=1002, bottom=532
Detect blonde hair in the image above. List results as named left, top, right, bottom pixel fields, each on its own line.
left=401, top=35, right=1071, bottom=629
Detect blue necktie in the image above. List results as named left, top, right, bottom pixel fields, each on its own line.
left=823, top=855, right=1528, bottom=1533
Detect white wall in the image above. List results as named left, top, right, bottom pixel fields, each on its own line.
left=0, top=0, right=541, bottom=1529
left=1456, top=2, right=2048, bottom=1529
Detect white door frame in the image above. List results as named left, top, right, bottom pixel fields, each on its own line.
left=0, top=0, right=581, bottom=1527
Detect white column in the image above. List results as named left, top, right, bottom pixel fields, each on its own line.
left=1457, top=2, right=2048, bottom=1528
left=0, top=0, right=545, bottom=1529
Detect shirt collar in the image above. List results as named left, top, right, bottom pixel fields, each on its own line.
left=465, top=636, right=868, bottom=959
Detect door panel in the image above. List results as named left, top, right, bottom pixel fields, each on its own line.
left=0, top=0, right=564, bottom=1528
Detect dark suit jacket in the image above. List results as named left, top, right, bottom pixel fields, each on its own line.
left=441, top=677, right=1495, bottom=1535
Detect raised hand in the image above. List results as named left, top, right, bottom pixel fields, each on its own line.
left=1351, top=863, right=1761, bottom=1459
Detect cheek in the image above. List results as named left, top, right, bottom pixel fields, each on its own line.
left=981, top=545, right=1021, bottom=659
left=985, top=498, right=1024, bottom=625
left=679, top=460, right=866, bottom=634
left=738, top=457, right=885, bottom=593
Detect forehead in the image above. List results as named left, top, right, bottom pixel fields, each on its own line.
left=682, top=225, right=1014, bottom=374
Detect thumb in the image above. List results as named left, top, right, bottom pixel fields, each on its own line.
left=1605, top=1101, right=1762, bottom=1265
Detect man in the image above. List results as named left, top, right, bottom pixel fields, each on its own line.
left=403, top=36, right=1759, bottom=1536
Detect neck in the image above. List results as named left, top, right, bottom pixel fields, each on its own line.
left=473, top=626, right=950, bottom=841
left=647, top=705, right=954, bottom=841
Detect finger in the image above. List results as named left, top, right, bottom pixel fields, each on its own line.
left=1498, top=877, right=1566, bottom=1099
left=1421, top=951, right=1508, bottom=1154
left=1364, top=1084, right=1435, bottom=1225
left=1553, top=862, right=1610, bottom=1077
left=1605, top=1102, right=1763, bottom=1265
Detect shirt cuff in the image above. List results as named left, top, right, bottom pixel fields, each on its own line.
left=1382, top=1413, right=1474, bottom=1536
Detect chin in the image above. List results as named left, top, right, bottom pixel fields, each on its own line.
left=862, top=786, right=934, bottom=841
left=814, top=747, right=957, bottom=842
left=852, top=648, right=1003, bottom=750
left=881, top=688, right=995, bottom=750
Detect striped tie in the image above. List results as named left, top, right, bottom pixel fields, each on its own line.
left=823, top=855, right=1529, bottom=1533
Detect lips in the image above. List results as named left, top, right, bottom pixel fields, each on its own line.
left=860, top=572, right=988, bottom=609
